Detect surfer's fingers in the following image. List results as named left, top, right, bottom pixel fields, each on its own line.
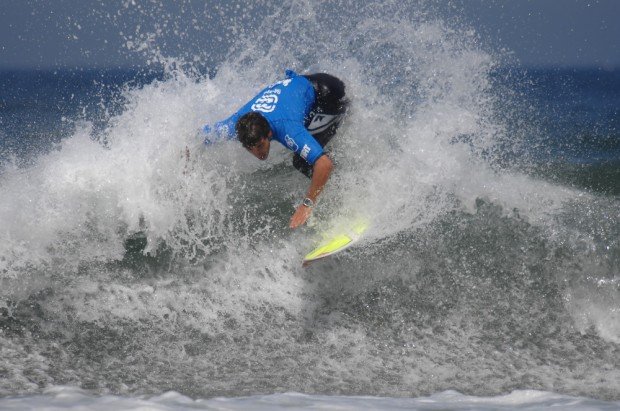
left=290, top=205, right=312, bottom=228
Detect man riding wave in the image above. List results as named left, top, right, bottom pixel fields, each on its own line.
left=203, top=69, right=348, bottom=228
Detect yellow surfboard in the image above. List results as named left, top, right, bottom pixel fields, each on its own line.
left=303, top=220, right=369, bottom=266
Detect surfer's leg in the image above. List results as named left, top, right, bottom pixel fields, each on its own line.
left=294, top=73, right=349, bottom=178
left=303, top=73, right=349, bottom=146
left=304, top=73, right=348, bottom=114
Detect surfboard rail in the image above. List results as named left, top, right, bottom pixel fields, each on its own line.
left=302, top=220, right=368, bottom=266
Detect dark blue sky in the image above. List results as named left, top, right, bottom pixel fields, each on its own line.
left=452, top=0, right=619, bottom=69
left=1, top=0, right=618, bottom=69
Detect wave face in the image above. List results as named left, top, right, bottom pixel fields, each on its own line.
left=1, top=0, right=619, bottom=400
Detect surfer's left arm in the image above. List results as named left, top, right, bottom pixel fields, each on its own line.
left=290, top=154, right=333, bottom=229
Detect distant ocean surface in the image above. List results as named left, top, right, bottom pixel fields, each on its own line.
left=0, top=2, right=619, bottom=410
left=2, top=66, right=619, bottom=193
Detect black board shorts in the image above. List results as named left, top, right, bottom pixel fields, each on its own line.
left=294, top=73, right=349, bottom=178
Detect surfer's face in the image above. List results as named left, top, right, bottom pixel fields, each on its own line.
left=246, top=135, right=271, bottom=160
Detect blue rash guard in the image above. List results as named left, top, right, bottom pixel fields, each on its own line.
left=203, top=70, right=325, bottom=166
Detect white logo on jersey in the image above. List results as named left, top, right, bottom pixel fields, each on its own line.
left=285, top=135, right=298, bottom=151
left=251, top=90, right=280, bottom=113
left=300, top=144, right=311, bottom=160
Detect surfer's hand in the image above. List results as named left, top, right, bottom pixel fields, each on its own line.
left=290, top=204, right=312, bottom=229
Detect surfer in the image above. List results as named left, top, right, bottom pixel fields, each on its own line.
left=202, top=69, right=348, bottom=228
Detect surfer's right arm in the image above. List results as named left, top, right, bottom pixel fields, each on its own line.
left=202, top=114, right=240, bottom=145
left=289, top=154, right=333, bottom=229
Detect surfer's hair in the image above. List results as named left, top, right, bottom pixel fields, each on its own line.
left=236, top=112, right=270, bottom=148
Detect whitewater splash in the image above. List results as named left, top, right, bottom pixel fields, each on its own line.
left=2, top=387, right=620, bottom=411
left=1, top=0, right=618, bottom=401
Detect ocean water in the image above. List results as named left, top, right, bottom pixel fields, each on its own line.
left=1, top=1, right=619, bottom=410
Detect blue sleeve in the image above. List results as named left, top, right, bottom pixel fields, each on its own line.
left=286, top=125, right=324, bottom=165
left=202, top=113, right=240, bottom=145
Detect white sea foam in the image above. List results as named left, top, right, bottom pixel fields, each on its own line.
left=1, top=387, right=619, bottom=411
